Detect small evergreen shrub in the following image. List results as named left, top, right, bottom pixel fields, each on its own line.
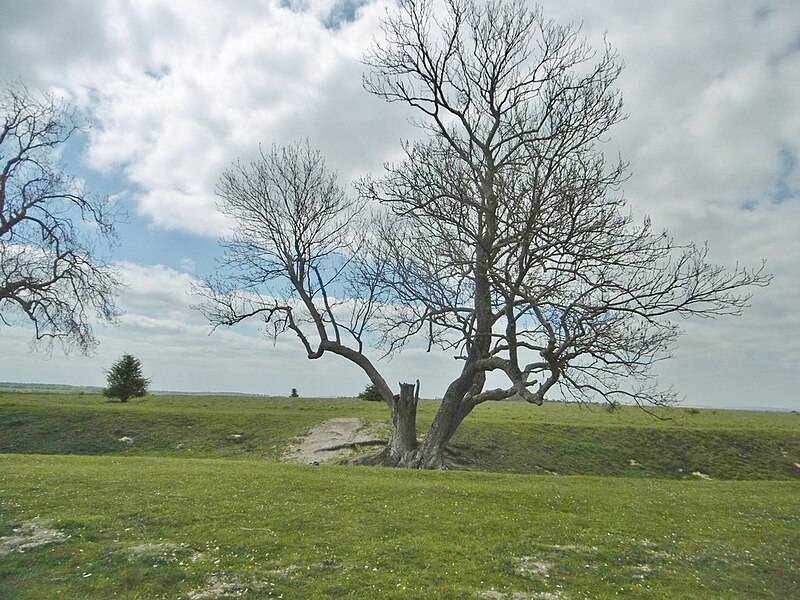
left=357, top=383, right=383, bottom=402
left=103, top=354, right=150, bottom=402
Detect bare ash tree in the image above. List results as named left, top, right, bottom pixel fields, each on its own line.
left=199, top=0, right=770, bottom=469
left=197, top=140, right=413, bottom=458
left=0, top=84, right=122, bottom=354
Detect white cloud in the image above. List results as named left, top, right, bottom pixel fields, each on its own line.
left=179, top=257, right=196, bottom=272
left=0, top=0, right=408, bottom=236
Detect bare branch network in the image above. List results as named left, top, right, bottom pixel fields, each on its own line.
left=198, top=0, right=770, bottom=468
left=0, top=83, right=123, bottom=354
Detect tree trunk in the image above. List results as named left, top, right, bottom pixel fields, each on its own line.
left=389, top=382, right=418, bottom=461
left=353, top=380, right=464, bottom=470
left=353, top=381, right=423, bottom=467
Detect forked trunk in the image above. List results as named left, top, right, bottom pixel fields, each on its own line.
left=354, top=380, right=451, bottom=469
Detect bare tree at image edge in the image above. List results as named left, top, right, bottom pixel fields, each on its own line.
left=198, top=0, right=770, bottom=469
left=0, top=84, right=122, bottom=354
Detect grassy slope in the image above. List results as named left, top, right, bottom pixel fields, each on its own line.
left=450, top=404, right=800, bottom=479
left=1, top=394, right=799, bottom=598
left=1, top=393, right=798, bottom=479
left=1, top=454, right=799, bottom=599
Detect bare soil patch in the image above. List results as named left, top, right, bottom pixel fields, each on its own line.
left=187, top=573, right=261, bottom=599
left=282, top=418, right=385, bottom=464
left=514, top=556, right=552, bottom=580
left=478, top=591, right=563, bottom=599
left=0, top=520, right=67, bottom=556
left=127, top=542, right=203, bottom=564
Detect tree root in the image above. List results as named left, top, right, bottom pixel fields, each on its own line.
left=317, top=439, right=387, bottom=452
left=349, top=444, right=448, bottom=469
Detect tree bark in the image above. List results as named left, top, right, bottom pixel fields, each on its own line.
left=353, top=379, right=468, bottom=470
left=389, top=382, right=419, bottom=461
left=353, top=381, right=424, bottom=467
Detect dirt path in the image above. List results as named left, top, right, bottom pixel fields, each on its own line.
left=282, top=418, right=385, bottom=464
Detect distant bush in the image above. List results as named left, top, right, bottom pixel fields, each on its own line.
left=290, top=388, right=299, bottom=398
left=685, top=407, right=701, bottom=415
left=358, top=383, right=383, bottom=402
left=103, top=354, right=149, bottom=402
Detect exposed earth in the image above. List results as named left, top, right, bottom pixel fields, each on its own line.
left=282, top=418, right=385, bottom=464
left=0, top=520, right=67, bottom=556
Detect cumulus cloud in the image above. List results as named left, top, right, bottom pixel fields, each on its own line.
left=2, top=0, right=407, bottom=235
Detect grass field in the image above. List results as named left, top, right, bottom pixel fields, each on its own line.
left=1, top=392, right=799, bottom=598
left=2, top=393, right=798, bottom=479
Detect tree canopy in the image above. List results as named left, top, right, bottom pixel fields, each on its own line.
left=199, top=0, right=770, bottom=468
left=0, top=83, right=122, bottom=354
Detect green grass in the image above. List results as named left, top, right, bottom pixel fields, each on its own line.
left=1, top=454, right=798, bottom=599
left=449, top=421, right=800, bottom=479
left=0, top=393, right=329, bottom=460
left=1, top=393, right=798, bottom=479
left=1, top=393, right=798, bottom=597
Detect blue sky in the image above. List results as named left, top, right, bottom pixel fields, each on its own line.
left=1, top=0, right=799, bottom=409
